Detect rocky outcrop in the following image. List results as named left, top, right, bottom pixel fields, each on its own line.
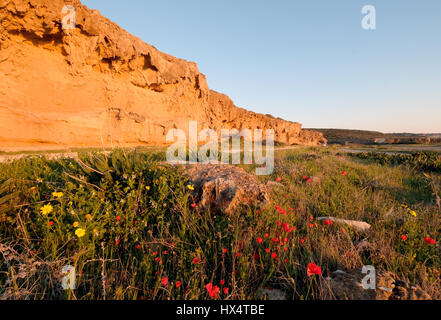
left=0, top=0, right=326, bottom=151
left=326, top=269, right=431, bottom=300
left=185, top=164, right=269, bottom=215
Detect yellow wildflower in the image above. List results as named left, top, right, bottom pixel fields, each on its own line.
left=40, top=204, right=53, bottom=215
left=85, top=214, right=92, bottom=221
left=408, top=209, right=417, bottom=217
left=75, top=228, right=86, bottom=238
left=187, top=185, right=195, bottom=191
left=52, top=192, right=64, bottom=198
left=145, top=186, right=151, bottom=191
left=73, top=221, right=79, bottom=228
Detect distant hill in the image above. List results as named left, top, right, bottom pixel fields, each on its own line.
left=306, top=129, right=441, bottom=145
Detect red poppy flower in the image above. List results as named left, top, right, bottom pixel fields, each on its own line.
left=265, top=233, right=269, bottom=238
left=136, top=244, right=141, bottom=250
left=401, top=235, right=408, bottom=241
left=236, top=252, right=241, bottom=257
left=307, top=178, right=313, bottom=183
left=161, top=277, right=168, bottom=286
left=265, top=248, right=270, bottom=253
left=283, top=237, right=288, bottom=243
left=256, top=210, right=261, bottom=214
left=324, top=219, right=333, bottom=226
left=424, top=237, right=436, bottom=245
left=223, top=248, right=228, bottom=253
left=220, top=280, right=225, bottom=285
left=153, top=251, right=158, bottom=256
left=192, top=257, right=201, bottom=264
left=253, top=252, right=260, bottom=260
left=256, top=237, right=263, bottom=244
left=307, top=262, right=322, bottom=276
left=176, top=281, right=182, bottom=288
left=190, top=203, right=196, bottom=208
left=272, top=237, right=279, bottom=243
left=205, top=283, right=220, bottom=299
left=300, top=238, right=306, bottom=244
left=342, top=171, right=347, bottom=176
left=276, top=177, right=282, bottom=182
left=115, top=239, right=120, bottom=246
left=223, top=287, right=229, bottom=295
left=284, top=259, right=288, bottom=263
left=271, top=252, right=277, bottom=259
left=48, top=221, right=54, bottom=226
left=116, top=216, right=121, bottom=221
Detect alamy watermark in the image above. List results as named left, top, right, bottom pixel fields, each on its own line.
left=165, top=121, right=275, bottom=176
left=362, top=5, right=376, bottom=30
left=62, top=5, right=76, bottom=30
left=61, top=265, right=76, bottom=290
left=361, top=265, right=376, bottom=289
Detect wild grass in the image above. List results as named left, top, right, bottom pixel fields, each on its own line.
left=0, top=147, right=439, bottom=300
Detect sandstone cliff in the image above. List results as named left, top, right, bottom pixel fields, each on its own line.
left=0, top=0, right=326, bottom=151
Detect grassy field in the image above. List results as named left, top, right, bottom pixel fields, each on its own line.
left=0, top=147, right=440, bottom=300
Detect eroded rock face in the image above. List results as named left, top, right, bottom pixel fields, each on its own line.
left=185, top=164, right=268, bottom=215
left=0, top=0, right=326, bottom=151
left=326, top=269, right=431, bottom=300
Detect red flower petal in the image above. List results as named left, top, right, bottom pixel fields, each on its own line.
left=307, top=262, right=322, bottom=276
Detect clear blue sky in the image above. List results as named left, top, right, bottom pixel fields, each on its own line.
left=82, top=0, right=441, bottom=133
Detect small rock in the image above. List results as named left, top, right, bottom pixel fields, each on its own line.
left=318, top=216, right=371, bottom=232
left=261, top=289, right=287, bottom=301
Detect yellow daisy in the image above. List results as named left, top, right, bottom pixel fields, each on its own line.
left=52, top=192, right=64, bottom=198
left=85, top=214, right=92, bottom=221
left=40, top=204, right=53, bottom=215
left=75, top=228, right=86, bottom=238
left=187, top=184, right=195, bottom=191
left=73, top=221, right=80, bottom=228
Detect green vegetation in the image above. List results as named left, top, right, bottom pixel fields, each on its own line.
left=0, top=147, right=440, bottom=300
left=349, top=151, right=441, bottom=173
